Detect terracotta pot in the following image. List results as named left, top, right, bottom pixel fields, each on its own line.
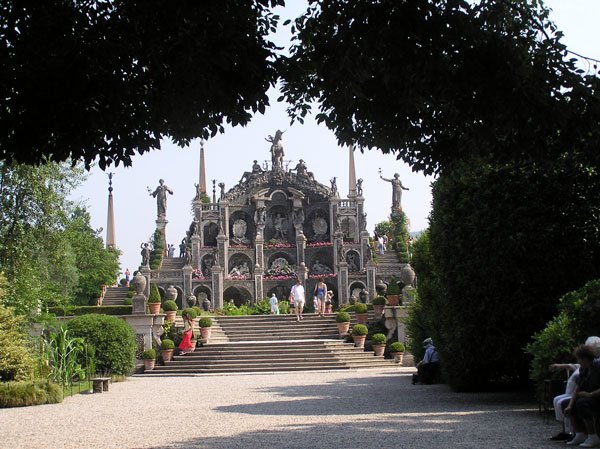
left=161, top=349, right=174, bottom=362
left=148, top=302, right=161, bottom=315
left=353, top=335, right=367, bottom=348
left=372, top=344, right=386, bottom=356
left=373, top=304, right=385, bottom=318
left=391, top=352, right=405, bottom=365
left=336, top=322, right=350, bottom=335
left=387, top=295, right=399, bottom=307
left=190, top=339, right=197, bottom=351
left=356, top=312, right=368, bottom=324
left=143, top=359, right=155, bottom=371
left=133, top=273, right=147, bottom=295
left=165, top=311, right=177, bottom=321
left=200, top=327, right=211, bottom=342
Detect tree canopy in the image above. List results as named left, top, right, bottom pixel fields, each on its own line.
left=2, top=1, right=600, bottom=172
left=0, top=0, right=283, bottom=168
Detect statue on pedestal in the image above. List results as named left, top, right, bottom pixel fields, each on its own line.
left=140, top=242, right=152, bottom=266
left=379, top=170, right=409, bottom=210
left=150, top=179, right=173, bottom=218
left=266, top=130, right=285, bottom=170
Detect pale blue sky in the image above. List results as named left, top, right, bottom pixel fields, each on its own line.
left=70, top=0, right=600, bottom=274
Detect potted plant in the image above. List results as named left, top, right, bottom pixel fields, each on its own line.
left=142, top=348, right=156, bottom=371
left=371, top=333, right=387, bottom=356
left=386, top=276, right=400, bottom=306
left=354, top=302, right=368, bottom=324
left=148, top=284, right=162, bottom=315
left=163, top=300, right=178, bottom=321
left=390, top=341, right=406, bottom=364
left=351, top=324, right=368, bottom=348
left=372, top=296, right=387, bottom=318
left=336, top=311, right=351, bottom=335
left=198, top=317, right=213, bottom=343
left=160, top=339, right=175, bottom=362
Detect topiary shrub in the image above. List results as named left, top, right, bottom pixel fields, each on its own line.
left=336, top=311, right=350, bottom=323
left=192, top=306, right=202, bottom=317
left=372, top=296, right=387, bottom=305
left=123, top=298, right=133, bottom=306
left=67, top=314, right=136, bottom=376
left=371, top=333, right=386, bottom=344
left=148, top=284, right=161, bottom=303
left=182, top=308, right=198, bottom=319
left=387, top=276, right=400, bottom=295
left=162, top=300, right=178, bottom=312
left=0, top=379, right=63, bottom=408
left=390, top=342, right=406, bottom=353
left=352, top=324, right=368, bottom=336
left=160, top=339, right=175, bottom=350
left=0, top=306, right=35, bottom=382
left=354, top=303, right=368, bottom=314
left=142, top=348, right=156, bottom=360
left=198, top=317, right=212, bottom=328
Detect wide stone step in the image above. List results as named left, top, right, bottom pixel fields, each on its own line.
left=143, top=364, right=393, bottom=375
left=151, top=359, right=391, bottom=372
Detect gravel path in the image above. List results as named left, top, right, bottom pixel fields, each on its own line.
left=0, top=369, right=560, bottom=449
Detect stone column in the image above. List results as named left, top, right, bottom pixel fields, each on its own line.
left=296, top=232, right=306, bottom=267
left=217, top=233, right=228, bottom=274
left=337, top=263, right=349, bottom=304
left=360, top=230, right=370, bottom=269
left=255, top=234, right=265, bottom=270
left=211, top=266, right=224, bottom=309
left=191, top=234, right=201, bottom=269
left=254, top=267, right=264, bottom=301
left=182, top=265, right=192, bottom=297
left=366, top=263, right=377, bottom=302
left=297, top=262, right=308, bottom=285
left=155, top=217, right=168, bottom=253
left=333, top=230, right=344, bottom=275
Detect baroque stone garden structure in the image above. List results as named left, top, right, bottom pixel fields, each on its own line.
left=139, top=133, right=405, bottom=309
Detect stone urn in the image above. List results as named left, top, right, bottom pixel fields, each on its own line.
left=161, top=349, right=173, bottom=362
left=166, top=285, right=178, bottom=302
left=336, top=322, right=350, bottom=335
left=372, top=344, right=386, bottom=357
left=187, top=295, right=197, bottom=308
left=353, top=335, right=366, bottom=348
left=375, top=279, right=387, bottom=296
left=400, top=264, right=416, bottom=287
left=132, top=273, right=147, bottom=295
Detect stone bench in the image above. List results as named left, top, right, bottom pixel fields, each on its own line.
left=92, top=377, right=110, bottom=393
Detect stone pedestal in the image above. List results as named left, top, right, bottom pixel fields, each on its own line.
left=155, top=218, right=168, bottom=253
left=191, top=234, right=201, bottom=269
left=296, top=232, right=306, bottom=267
left=182, top=265, right=192, bottom=297
left=384, top=306, right=408, bottom=345
left=124, top=314, right=165, bottom=351
left=254, top=269, right=264, bottom=300
left=366, top=263, right=377, bottom=303
left=132, top=294, right=146, bottom=315
left=217, top=234, right=228, bottom=273
left=338, top=263, right=349, bottom=304
left=255, top=235, right=264, bottom=269
left=297, top=262, right=308, bottom=285
left=212, top=266, right=224, bottom=309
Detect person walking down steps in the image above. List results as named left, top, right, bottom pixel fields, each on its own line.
left=291, top=278, right=305, bottom=322
left=269, top=293, right=280, bottom=315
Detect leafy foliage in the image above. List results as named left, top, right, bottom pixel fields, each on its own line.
left=160, top=339, right=175, bottom=350
left=0, top=380, right=62, bottom=408
left=0, top=306, right=35, bottom=381
left=148, top=284, right=161, bottom=303
left=67, top=314, right=136, bottom=376
left=390, top=342, right=405, bottom=353
left=47, top=305, right=132, bottom=316
left=198, top=317, right=213, bottom=328
left=336, top=311, right=350, bottom=323
left=371, top=333, right=386, bottom=345
left=426, top=158, right=600, bottom=390
left=281, top=0, right=600, bottom=175
left=162, top=300, right=178, bottom=312
left=142, top=349, right=156, bottom=360
left=351, top=324, right=368, bottom=336
left=0, top=0, right=284, bottom=168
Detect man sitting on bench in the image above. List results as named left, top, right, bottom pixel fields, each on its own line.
left=413, top=338, right=440, bottom=385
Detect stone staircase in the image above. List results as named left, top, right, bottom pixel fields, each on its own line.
left=173, top=316, right=229, bottom=344
left=375, top=249, right=404, bottom=277
left=160, top=257, right=185, bottom=270
left=101, top=286, right=129, bottom=306
left=143, top=312, right=397, bottom=375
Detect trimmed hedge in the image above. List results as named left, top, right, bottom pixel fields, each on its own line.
left=354, top=303, right=368, bottom=314
left=336, top=311, right=351, bottom=323
left=67, top=314, right=136, bottom=376
left=352, top=324, right=368, bottom=336
left=48, top=305, right=132, bottom=316
left=0, top=380, right=63, bottom=408
left=372, top=296, right=387, bottom=305
left=372, top=333, right=387, bottom=344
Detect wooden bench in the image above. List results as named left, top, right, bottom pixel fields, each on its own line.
left=92, top=377, right=110, bottom=393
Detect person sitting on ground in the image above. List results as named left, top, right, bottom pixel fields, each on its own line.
left=565, top=345, right=600, bottom=447
left=412, top=338, right=440, bottom=385
left=549, top=336, right=600, bottom=442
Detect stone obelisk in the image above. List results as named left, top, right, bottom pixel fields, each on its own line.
left=348, top=143, right=357, bottom=198
left=106, top=173, right=116, bottom=248
left=199, top=139, right=207, bottom=194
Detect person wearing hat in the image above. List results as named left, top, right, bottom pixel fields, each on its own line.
left=412, top=337, right=440, bottom=385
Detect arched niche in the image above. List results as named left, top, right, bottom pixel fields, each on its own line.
left=229, top=210, right=253, bottom=245
left=227, top=253, right=253, bottom=278
left=193, top=285, right=212, bottom=310
left=203, top=222, right=219, bottom=246
left=308, top=250, right=334, bottom=276
left=200, top=253, right=216, bottom=277
left=345, top=249, right=361, bottom=272
left=306, top=208, right=329, bottom=242
left=349, top=281, right=367, bottom=303
left=341, top=217, right=356, bottom=241
left=223, top=286, right=252, bottom=307
left=266, top=285, right=291, bottom=302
